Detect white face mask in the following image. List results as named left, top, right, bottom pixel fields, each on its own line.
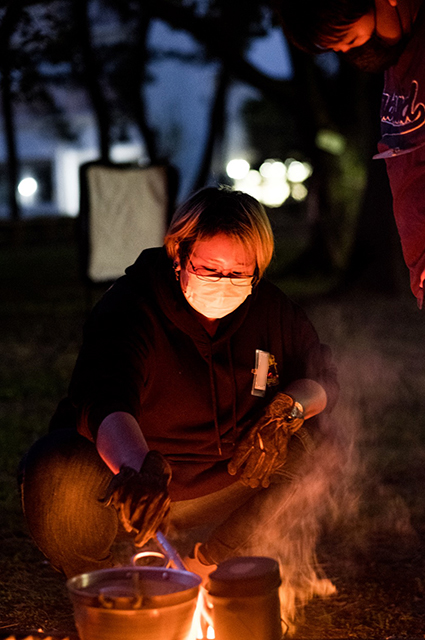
left=183, top=271, right=252, bottom=319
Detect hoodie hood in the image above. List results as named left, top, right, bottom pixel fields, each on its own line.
left=125, top=246, right=255, bottom=454
left=126, top=246, right=254, bottom=347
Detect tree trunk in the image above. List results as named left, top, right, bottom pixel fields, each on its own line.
left=74, top=0, right=111, bottom=162
left=337, top=74, right=405, bottom=294
left=278, top=46, right=337, bottom=276
left=132, top=1, right=158, bottom=163
left=338, top=150, right=404, bottom=294
left=0, top=2, right=23, bottom=221
left=191, top=65, right=230, bottom=192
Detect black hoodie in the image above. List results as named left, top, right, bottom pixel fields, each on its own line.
left=68, top=247, right=338, bottom=500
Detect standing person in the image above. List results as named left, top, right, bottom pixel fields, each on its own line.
left=275, top=0, right=425, bottom=307
left=20, top=186, right=338, bottom=579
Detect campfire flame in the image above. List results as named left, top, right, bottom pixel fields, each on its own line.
left=186, top=590, right=214, bottom=640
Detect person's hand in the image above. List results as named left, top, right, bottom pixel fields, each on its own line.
left=101, top=450, right=172, bottom=547
left=228, top=393, right=304, bottom=489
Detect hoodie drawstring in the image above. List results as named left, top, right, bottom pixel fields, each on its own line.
left=207, top=338, right=238, bottom=456
left=207, top=340, right=222, bottom=456
left=227, top=339, right=238, bottom=442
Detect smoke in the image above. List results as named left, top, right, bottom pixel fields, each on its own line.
left=239, top=421, right=344, bottom=633
left=241, top=300, right=419, bottom=633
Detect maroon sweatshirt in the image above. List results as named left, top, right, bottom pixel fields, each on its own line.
left=68, top=247, right=339, bottom=501
left=375, top=1, right=425, bottom=305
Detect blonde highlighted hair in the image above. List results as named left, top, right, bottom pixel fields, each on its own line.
left=164, top=186, right=274, bottom=280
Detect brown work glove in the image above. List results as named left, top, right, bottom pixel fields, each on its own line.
left=101, top=450, right=172, bottom=547
left=228, top=393, right=304, bottom=489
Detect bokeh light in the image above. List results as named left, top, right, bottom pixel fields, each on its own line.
left=227, top=156, right=313, bottom=208
left=259, top=159, right=286, bottom=179
left=18, top=177, right=38, bottom=197
left=226, top=158, right=250, bottom=180
left=286, top=160, right=312, bottom=183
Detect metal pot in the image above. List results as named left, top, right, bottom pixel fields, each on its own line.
left=67, top=566, right=202, bottom=640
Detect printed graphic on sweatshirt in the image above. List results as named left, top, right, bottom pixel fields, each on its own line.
left=380, top=80, right=425, bottom=146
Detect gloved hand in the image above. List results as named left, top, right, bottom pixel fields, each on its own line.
left=228, top=393, right=304, bottom=489
left=101, top=450, right=172, bottom=547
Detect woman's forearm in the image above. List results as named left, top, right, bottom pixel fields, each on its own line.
left=96, top=411, right=149, bottom=474
left=284, top=378, right=327, bottom=419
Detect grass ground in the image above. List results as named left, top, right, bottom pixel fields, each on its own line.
left=1, top=220, right=425, bottom=639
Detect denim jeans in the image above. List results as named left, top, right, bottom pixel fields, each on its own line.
left=20, top=426, right=316, bottom=578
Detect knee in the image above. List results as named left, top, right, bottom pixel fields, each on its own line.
left=22, top=429, right=104, bottom=487
left=21, top=430, right=117, bottom=563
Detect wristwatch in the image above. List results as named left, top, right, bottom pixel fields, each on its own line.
left=288, top=400, right=304, bottom=421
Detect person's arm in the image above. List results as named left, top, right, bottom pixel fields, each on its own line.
left=283, top=378, right=327, bottom=419
left=97, top=411, right=172, bottom=548
left=96, top=411, right=150, bottom=473
left=228, top=380, right=327, bottom=488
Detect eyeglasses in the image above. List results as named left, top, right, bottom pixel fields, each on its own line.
left=188, top=258, right=255, bottom=286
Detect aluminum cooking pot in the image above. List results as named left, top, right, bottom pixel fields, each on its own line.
left=67, top=566, right=202, bottom=640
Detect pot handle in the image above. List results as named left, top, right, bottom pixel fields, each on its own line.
left=98, top=588, right=143, bottom=610
left=131, top=533, right=186, bottom=571
left=132, top=549, right=169, bottom=567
